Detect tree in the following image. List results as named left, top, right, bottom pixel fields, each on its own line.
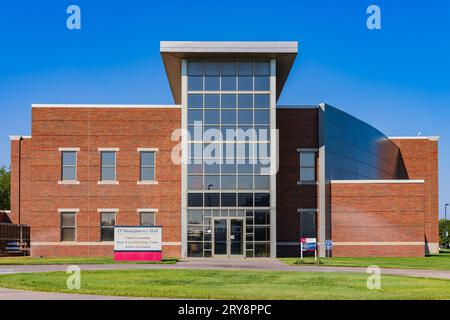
left=0, top=166, right=10, bottom=210
left=439, top=219, right=450, bottom=249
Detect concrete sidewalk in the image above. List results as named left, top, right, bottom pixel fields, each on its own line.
left=1, top=258, right=450, bottom=279
left=0, top=287, right=156, bottom=300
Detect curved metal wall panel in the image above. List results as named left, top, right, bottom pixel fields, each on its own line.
left=323, top=104, right=407, bottom=180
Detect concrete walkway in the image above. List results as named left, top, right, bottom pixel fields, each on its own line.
left=0, top=287, right=156, bottom=300
left=1, top=258, right=450, bottom=279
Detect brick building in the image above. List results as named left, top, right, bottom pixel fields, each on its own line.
left=9, top=41, right=439, bottom=258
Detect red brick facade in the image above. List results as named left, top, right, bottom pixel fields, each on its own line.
left=331, top=182, right=426, bottom=257
left=391, top=138, right=439, bottom=253
left=10, top=106, right=182, bottom=258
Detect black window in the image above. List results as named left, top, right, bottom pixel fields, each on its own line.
left=100, top=212, right=115, bottom=241
left=299, top=211, right=317, bottom=239
left=238, top=193, right=253, bottom=207
left=221, top=193, right=237, bottom=206
left=188, top=193, right=203, bottom=207
left=204, top=193, right=220, bottom=207
left=254, top=193, right=270, bottom=207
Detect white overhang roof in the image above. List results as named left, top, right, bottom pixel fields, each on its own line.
left=160, top=41, right=298, bottom=104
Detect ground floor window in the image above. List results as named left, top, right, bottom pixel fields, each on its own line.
left=299, top=210, right=317, bottom=239
left=61, top=212, right=76, bottom=241
left=140, top=212, right=155, bottom=226
left=187, top=209, right=270, bottom=258
left=100, top=212, right=115, bottom=241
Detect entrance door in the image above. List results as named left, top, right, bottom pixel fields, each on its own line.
left=213, top=219, right=227, bottom=256
left=213, top=218, right=244, bottom=257
left=229, top=219, right=243, bottom=256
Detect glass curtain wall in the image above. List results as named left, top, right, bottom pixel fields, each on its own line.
left=186, top=60, right=272, bottom=257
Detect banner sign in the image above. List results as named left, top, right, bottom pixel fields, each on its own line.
left=114, top=226, right=162, bottom=252
left=301, top=237, right=317, bottom=252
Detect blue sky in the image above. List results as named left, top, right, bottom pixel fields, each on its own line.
left=0, top=1, right=449, bottom=217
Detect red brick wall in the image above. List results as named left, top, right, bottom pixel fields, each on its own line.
left=331, top=182, right=425, bottom=257
left=276, top=108, right=319, bottom=257
left=391, top=138, right=439, bottom=253
left=10, top=138, right=32, bottom=225
left=12, top=106, right=181, bottom=258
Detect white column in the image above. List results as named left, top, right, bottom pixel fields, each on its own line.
left=181, top=59, right=188, bottom=258
left=269, top=59, right=277, bottom=258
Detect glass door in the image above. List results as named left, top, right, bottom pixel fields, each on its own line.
left=213, top=219, right=227, bottom=256
left=230, top=219, right=244, bottom=256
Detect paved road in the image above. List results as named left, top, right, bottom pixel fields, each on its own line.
left=1, top=258, right=449, bottom=279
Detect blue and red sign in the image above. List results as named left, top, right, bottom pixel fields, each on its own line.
left=300, top=237, right=317, bottom=252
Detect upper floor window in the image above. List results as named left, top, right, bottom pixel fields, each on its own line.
left=139, top=150, right=156, bottom=182
left=299, top=151, right=316, bottom=183
left=61, top=151, right=77, bottom=181
left=100, top=151, right=116, bottom=182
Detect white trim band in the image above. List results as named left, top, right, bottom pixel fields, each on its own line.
left=9, top=135, right=31, bottom=140
left=97, top=208, right=119, bottom=213
left=58, top=147, right=80, bottom=152
left=32, top=104, right=182, bottom=109
left=98, top=148, right=119, bottom=152
left=330, top=179, right=425, bottom=184
left=31, top=241, right=181, bottom=246
left=58, top=208, right=80, bottom=213
left=334, top=242, right=424, bottom=246
left=137, top=208, right=158, bottom=212
left=137, top=148, right=159, bottom=152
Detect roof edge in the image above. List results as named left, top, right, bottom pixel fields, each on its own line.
left=389, top=136, right=439, bottom=141
left=31, top=104, right=182, bottom=109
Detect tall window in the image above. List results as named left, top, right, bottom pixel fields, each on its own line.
left=100, top=212, right=115, bottom=241
left=61, top=212, right=76, bottom=241
left=140, top=212, right=155, bottom=226
left=140, top=151, right=155, bottom=182
left=101, top=151, right=116, bottom=181
left=299, top=210, right=317, bottom=239
left=299, top=151, right=316, bottom=182
left=61, top=151, right=77, bottom=181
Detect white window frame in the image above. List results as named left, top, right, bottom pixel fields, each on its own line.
left=297, top=148, right=318, bottom=185
left=137, top=148, right=158, bottom=185
left=98, top=148, right=119, bottom=184
left=58, top=148, right=80, bottom=184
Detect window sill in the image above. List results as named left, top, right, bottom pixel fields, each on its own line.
left=58, top=181, right=80, bottom=185
left=137, top=181, right=158, bottom=185
left=297, top=181, right=318, bottom=185
left=97, top=181, right=119, bottom=185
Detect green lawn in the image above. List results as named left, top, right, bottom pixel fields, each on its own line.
left=0, top=256, right=178, bottom=265
left=280, top=251, right=450, bottom=270
left=0, top=269, right=448, bottom=299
